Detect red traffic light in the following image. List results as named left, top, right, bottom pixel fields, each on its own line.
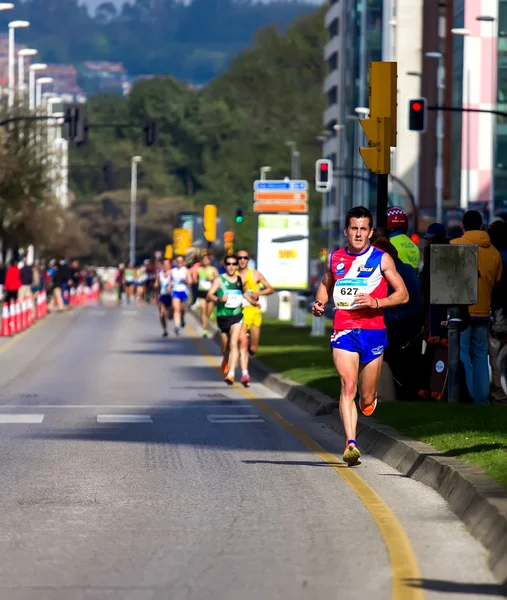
left=320, top=163, right=329, bottom=171
left=412, top=102, right=422, bottom=111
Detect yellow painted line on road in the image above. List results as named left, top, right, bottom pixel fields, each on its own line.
left=0, top=313, right=54, bottom=354
left=186, top=324, right=424, bottom=600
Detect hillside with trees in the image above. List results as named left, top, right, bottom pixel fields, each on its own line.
left=6, top=0, right=318, bottom=84
left=69, top=5, right=326, bottom=264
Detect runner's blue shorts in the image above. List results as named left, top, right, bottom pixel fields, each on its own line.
left=172, top=291, right=188, bottom=303
left=330, top=329, right=388, bottom=364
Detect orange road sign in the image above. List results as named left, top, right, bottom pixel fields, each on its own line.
left=254, top=201, right=308, bottom=213
left=254, top=191, right=308, bottom=202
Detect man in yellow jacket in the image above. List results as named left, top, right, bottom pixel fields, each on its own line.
left=451, top=210, right=502, bottom=404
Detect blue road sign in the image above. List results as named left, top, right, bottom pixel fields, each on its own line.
left=254, top=180, right=308, bottom=191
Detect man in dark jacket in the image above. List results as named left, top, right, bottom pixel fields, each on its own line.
left=19, top=259, right=33, bottom=302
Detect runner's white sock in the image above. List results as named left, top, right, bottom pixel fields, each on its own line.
left=242, top=370, right=249, bottom=376
left=227, top=370, right=234, bottom=378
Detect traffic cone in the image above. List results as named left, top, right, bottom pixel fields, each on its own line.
left=15, top=301, right=22, bottom=332
left=1, top=303, right=10, bottom=337
left=21, top=300, right=27, bottom=331
left=29, top=297, right=34, bottom=325
left=9, top=301, right=16, bottom=334
left=41, top=291, right=47, bottom=316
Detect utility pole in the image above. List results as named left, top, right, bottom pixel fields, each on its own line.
left=129, top=156, right=142, bottom=266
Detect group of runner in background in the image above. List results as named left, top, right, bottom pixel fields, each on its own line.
left=115, top=250, right=274, bottom=387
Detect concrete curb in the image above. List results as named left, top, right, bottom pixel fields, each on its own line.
left=190, top=310, right=507, bottom=589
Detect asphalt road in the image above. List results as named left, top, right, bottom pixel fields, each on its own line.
left=0, top=303, right=502, bottom=600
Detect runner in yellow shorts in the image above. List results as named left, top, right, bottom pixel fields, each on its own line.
left=236, top=250, right=274, bottom=355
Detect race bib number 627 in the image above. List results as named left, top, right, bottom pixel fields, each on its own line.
left=333, top=278, right=367, bottom=309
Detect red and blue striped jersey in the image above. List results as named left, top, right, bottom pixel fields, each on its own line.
left=329, top=245, right=388, bottom=330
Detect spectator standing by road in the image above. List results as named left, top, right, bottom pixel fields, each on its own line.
left=487, top=219, right=507, bottom=402
left=19, top=259, right=33, bottom=302
left=451, top=210, right=502, bottom=404
left=372, top=237, right=424, bottom=400
left=4, top=258, right=21, bottom=303
left=386, top=207, right=421, bottom=271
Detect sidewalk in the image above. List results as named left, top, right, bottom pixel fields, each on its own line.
left=256, top=318, right=507, bottom=489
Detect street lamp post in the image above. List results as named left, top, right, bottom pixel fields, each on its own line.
left=130, top=156, right=142, bottom=266
left=426, top=51, right=444, bottom=223
left=0, top=4, right=14, bottom=98
left=18, top=48, right=37, bottom=101
left=35, top=76, right=53, bottom=108
left=285, top=140, right=299, bottom=179
left=8, top=20, right=30, bottom=107
left=260, top=166, right=271, bottom=180
left=452, top=28, right=472, bottom=210
left=28, top=64, right=47, bottom=110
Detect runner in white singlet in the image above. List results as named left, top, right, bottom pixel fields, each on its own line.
left=156, top=259, right=173, bottom=337
left=170, top=255, right=192, bottom=335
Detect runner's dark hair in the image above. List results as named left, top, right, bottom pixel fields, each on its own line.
left=345, top=206, right=373, bottom=228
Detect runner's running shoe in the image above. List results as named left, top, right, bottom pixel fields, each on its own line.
left=359, top=397, right=377, bottom=417
left=343, top=441, right=361, bottom=466
left=240, top=374, right=251, bottom=388
left=225, top=374, right=234, bottom=385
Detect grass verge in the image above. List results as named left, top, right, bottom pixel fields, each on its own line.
left=256, top=318, right=507, bottom=489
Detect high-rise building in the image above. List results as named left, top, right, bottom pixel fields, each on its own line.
left=322, top=0, right=384, bottom=242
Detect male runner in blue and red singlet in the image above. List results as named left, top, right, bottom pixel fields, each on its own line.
left=312, top=206, right=409, bottom=466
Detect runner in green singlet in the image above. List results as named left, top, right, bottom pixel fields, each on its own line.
left=196, top=253, right=218, bottom=338
left=207, top=254, right=260, bottom=386
left=124, top=262, right=136, bottom=305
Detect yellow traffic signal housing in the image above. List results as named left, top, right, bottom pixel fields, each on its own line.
left=173, top=228, right=192, bottom=255
left=203, top=204, right=217, bottom=243
left=165, top=244, right=173, bottom=259
left=359, top=116, right=391, bottom=174
left=369, top=61, right=397, bottom=147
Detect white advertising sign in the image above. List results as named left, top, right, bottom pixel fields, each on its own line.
left=256, top=213, right=309, bottom=290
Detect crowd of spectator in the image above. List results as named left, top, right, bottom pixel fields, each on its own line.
left=0, top=258, right=100, bottom=313
left=374, top=207, right=507, bottom=405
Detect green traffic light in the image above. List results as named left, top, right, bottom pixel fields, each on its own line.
left=235, top=216, right=244, bottom=224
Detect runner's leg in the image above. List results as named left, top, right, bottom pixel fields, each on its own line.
left=225, top=323, right=242, bottom=382
left=180, top=300, right=187, bottom=328
left=332, top=348, right=359, bottom=443
left=220, top=332, right=230, bottom=373
left=172, top=297, right=182, bottom=330
left=199, top=297, right=207, bottom=330
left=159, top=302, right=167, bottom=335
left=239, top=325, right=250, bottom=386
left=358, top=354, right=383, bottom=412
left=248, top=324, right=261, bottom=355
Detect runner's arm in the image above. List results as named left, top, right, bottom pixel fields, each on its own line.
left=312, top=264, right=333, bottom=316
left=243, top=290, right=261, bottom=307
left=206, top=277, right=222, bottom=303
left=254, top=271, right=274, bottom=297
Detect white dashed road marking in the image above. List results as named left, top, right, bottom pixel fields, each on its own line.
left=97, top=414, right=153, bottom=424
left=0, top=414, right=44, bottom=423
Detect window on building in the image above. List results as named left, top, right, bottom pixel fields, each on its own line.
left=328, top=52, right=338, bottom=74
left=328, top=86, right=338, bottom=106
left=328, top=18, right=339, bottom=40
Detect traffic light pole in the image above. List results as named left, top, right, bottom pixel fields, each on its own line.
left=376, top=174, right=389, bottom=234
